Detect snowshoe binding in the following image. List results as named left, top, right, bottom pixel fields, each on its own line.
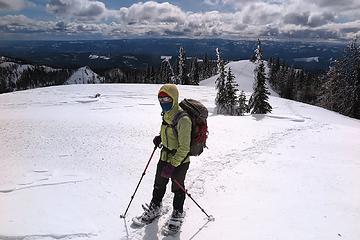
left=132, top=202, right=161, bottom=227
left=162, top=210, right=185, bottom=235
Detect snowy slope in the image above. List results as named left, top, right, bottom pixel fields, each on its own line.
left=0, top=63, right=359, bottom=240
left=65, top=66, right=104, bottom=85
left=200, top=60, right=279, bottom=97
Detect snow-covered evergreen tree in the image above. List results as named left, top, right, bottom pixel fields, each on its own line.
left=190, top=58, right=200, bottom=85
left=202, top=53, right=211, bottom=79
left=216, top=48, right=222, bottom=74
left=224, top=67, right=239, bottom=115
left=338, top=38, right=360, bottom=118
left=215, top=59, right=227, bottom=114
left=237, top=90, right=248, bottom=116
left=249, top=39, right=272, bottom=114
left=159, top=59, right=173, bottom=84
left=178, top=46, right=189, bottom=85
left=322, top=38, right=360, bottom=118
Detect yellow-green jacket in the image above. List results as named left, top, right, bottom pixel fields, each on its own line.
left=159, top=84, right=191, bottom=167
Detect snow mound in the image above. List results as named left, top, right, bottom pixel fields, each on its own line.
left=200, top=60, right=279, bottom=97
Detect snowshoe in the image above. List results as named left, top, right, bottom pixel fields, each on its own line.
left=131, top=202, right=161, bottom=227
left=162, top=210, right=185, bottom=235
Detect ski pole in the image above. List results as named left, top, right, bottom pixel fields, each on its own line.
left=120, top=146, right=158, bottom=218
left=173, top=178, right=215, bottom=221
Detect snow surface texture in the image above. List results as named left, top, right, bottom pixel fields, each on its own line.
left=0, top=60, right=359, bottom=240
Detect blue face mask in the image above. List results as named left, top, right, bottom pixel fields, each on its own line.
left=160, top=102, right=173, bottom=112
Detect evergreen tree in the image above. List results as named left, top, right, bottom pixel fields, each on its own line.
left=338, top=38, right=360, bottom=118
left=224, top=67, right=239, bottom=115
left=190, top=58, right=200, bottom=85
left=294, top=69, right=305, bottom=101
left=178, top=46, right=189, bottom=85
left=322, top=38, right=360, bottom=118
left=202, top=53, right=211, bottom=79
left=283, top=67, right=296, bottom=99
left=159, top=59, right=173, bottom=84
left=0, top=77, right=8, bottom=93
left=215, top=60, right=227, bottom=114
left=145, top=65, right=151, bottom=83
left=150, top=66, right=156, bottom=84
left=237, top=90, right=248, bottom=116
left=249, top=39, right=272, bottom=114
left=216, top=48, right=222, bottom=74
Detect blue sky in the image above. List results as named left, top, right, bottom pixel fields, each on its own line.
left=0, top=0, right=359, bottom=40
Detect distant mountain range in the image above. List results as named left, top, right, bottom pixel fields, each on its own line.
left=0, top=39, right=347, bottom=71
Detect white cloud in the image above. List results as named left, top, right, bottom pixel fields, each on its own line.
left=118, top=1, right=186, bottom=24
left=0, top=15, right=55, bottom=33
left=46, top=0, right=107, bottom=20
left=0, top=0, right=33, bottom=11
left=1, top=1, right=360, bottom=40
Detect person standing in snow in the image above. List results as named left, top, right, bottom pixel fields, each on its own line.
left=140, top=83, right=192, bottom=226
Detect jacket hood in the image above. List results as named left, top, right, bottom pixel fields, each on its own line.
left=158, top=84, right=179, bottom=104
left=158, top=84, right=180, bottom=123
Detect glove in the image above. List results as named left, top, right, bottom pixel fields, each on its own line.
left=161, top=163, right=175, bottom=179
left=153, top=135, right=162, bottom=148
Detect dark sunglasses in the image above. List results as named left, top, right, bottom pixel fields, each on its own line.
left=158, top=96, right=173, bottom=103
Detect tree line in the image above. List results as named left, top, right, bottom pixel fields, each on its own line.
left=267, top=38, right=360, bottom=119
left=0, top=48, right=217, bottom=93
left=102, top=49, right=217, bottom=85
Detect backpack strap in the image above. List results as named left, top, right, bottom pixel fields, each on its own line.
left=162, top=111, right=189, bottom=135
left=162, top=111, right=191, bottom=165
left=172, top=111, right=189, bottom=130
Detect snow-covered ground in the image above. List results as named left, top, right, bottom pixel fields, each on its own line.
left=1, top=60, right=360, bottom=240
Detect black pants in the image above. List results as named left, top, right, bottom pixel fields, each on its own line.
left=151, top=160, right=190, bottom=212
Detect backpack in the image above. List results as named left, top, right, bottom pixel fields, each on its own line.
left=171, top=98, right=208, bottom=156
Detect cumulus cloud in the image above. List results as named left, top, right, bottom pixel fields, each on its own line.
left=0, top=15, right=56, bottom=33
left=284, top=12, right=310, bottom=26
left=1, top=0, right=360, bottom=40
left=307, top=12, right=336, bottom=27
left=118, top=1, right=186, bottom=24
left=46, top=0, right=107, bottom=20
left=0, top=0, right=33, bottom=11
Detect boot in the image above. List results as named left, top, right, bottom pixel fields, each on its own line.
left=140, top=202, right=161, bottom=223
